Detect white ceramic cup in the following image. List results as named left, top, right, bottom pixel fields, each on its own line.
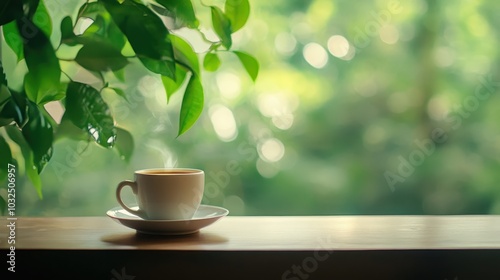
left=116, top=168, right=204, bottom=220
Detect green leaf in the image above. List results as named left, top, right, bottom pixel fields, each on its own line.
left=78, top=2, right=101, bottom=15
left=170, top=34, right=199, bottom=75
left=32, top=0, right=52, bottom=37
left=64, top=81, right=116, bottom=148
left=0, top=90, right=28, bottom=128
left=211, top=6, right=232, bottom=49
left=0, top=196, right=5, bottom=215
left=109, top=87, right=127, bottom=100
left=153, top=0, right=199, bottom=28
left=178, top=74, right=204, bottom=136
left=5, top=125, right=43, bottom=198
left=105, top=16, right=127, bottom=50
left=139, top=55, right=176, bottom=78
left=0, top=111, right=14, bottom=127
left=0, top=65, right=10, bottom=114
left=41, top=104, right=58, bottom=129
left=0, top=119, right=13, bottom=128
left=0, top=62, right=6, bottom=85
left=0, top=86, right=10, bottom=110
left=0, top=118, right=13, bottom=128
left=1, top=98, right=25, bottom=128
left=78, top=1, right=106, bottom=18
left=81, top=14, right=126, bottom=51
left=18, top=18, right=61, bottom=104
left=75, top=43, right=128, bottom=72
left=113, top=68, right=126, bottom=82
left=233, top=51, right=259, bottom=81
left=0, top=135, right=12, bottom=182
left=203, top=52, right=221, bottom=72
left=225, top=0, right=250, bottom=33
left=0, top=0, right=23, bottom=26
left=87, top=70, right=106, bottom=85
left=3, top=21, right=24, bottom=61
left=161, top=65, right=188, bottom=103
left=24, top=0, right=41, bottom=19
left=60, top=16, right=76, bottom=46
left=28, top=160, right=42, bottom=198
left=63, top=4, right=128, bottom=55
left=55, top=116, right=88, bottom=141
left=62, top=15, right=125, bottom=53
left=47, top=81, right=69, bottom=103
left=115, top=127, right=134, bottom=162
left=22, top=102, right=54, bottom=173
left=103, top=0, right=176, bottom=78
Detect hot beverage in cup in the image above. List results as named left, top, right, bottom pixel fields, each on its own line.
left=116, top=168, right=204, bottom=220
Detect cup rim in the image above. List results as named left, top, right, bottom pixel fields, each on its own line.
left=135, top=168, right=204, bottom=176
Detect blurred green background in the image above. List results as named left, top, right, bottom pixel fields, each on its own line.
left=3, top=0, right=500, bottom=216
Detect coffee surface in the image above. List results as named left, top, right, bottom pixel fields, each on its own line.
left=140, top=170, right=197, bottom=175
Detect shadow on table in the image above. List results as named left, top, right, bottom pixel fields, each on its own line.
left=101, top=231, right=228, bottom=248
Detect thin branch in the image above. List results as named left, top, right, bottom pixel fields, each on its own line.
left=61, top=70, right=74, bottom=82
left=58, top=57, right=75, bottom=62
left=77, top=0, right=92, bottom=19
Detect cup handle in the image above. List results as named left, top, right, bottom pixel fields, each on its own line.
left=116, top=180, right=146, bottom=218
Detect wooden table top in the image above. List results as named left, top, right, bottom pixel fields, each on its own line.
left=1, top=215, right=500, bottom=251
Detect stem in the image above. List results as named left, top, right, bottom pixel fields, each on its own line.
left=77, top=0, right=92, bottom=19
left=198, top=29, right=221, bottom=47
left=61, top=70, right=74, bottom=82
left=58, top=57, right=75, bottom=62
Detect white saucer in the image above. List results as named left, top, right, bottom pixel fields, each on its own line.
left=106, top=205, right=229, bottom=235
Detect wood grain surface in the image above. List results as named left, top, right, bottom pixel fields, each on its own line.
left=1, top=215, right=499, bottom=251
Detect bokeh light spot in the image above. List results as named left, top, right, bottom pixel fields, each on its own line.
left=434, top=47, right=454, bottom=68
left=272, top=113, right=294, bottom=130
left=216, top=72, right=242, bottom=100
left=275, top=32, right=298, bottom=56
left=209, top=104, right=238, bottom=142
left=258, top=138, right=285, bottom=162
left=223, top=195, right=245, bottom=215
left=327, top=35, right=350, bottom=58
left=256, top=159, right=280, bottom=178
left=379, top=25, right=399, bottom=45
left=427, top=95, right=450, bottom=121
left=303, top=43, right=328, bottom=69
left=257, top=92, right=298, bottom=130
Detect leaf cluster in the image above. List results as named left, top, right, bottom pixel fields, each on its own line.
left=0, top=0, right=258, bottom=204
